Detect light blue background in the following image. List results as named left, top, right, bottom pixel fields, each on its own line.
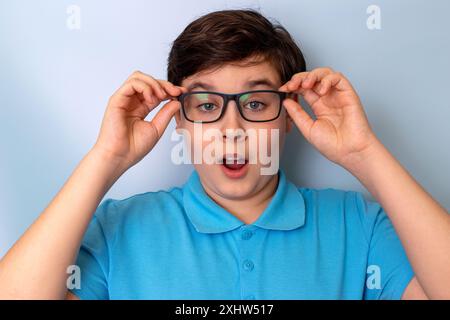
left=1, top=0, right=449, bottom=257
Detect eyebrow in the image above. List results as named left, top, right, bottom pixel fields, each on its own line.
left=186, top=78, right=278, bottom=92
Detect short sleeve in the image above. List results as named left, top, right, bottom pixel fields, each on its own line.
left=69, top=199, right=113, bottom=300
left=354, top=192, right=415, bottom=300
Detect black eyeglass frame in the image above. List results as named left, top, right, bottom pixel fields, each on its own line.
left=176, top=89, right=289, bottom=123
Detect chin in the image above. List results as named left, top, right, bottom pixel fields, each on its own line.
left=214, top=180, right=255, bottom=200
left=197, top=164, right=264, bottom=200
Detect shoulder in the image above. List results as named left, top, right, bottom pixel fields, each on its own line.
left=297, top=185, right=357, bottom=212
left=297, top=185, right=380, bottom=215
left=296, top=185, right=381, bottom=244
left=104, top=186, right=184, bottom=212
left=92, top=186, right=186, bottom=235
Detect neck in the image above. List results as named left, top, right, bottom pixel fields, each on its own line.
left=202, top=173, right=280, bottom=225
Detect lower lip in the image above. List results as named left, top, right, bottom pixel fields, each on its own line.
left=220, top=161, right=249, bottom=179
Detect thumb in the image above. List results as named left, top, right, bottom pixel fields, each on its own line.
left=148, top=99, right=181, bottom=141
left=283, top=98, right=314, bottom=141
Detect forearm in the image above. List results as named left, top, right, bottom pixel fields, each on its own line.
left=0, top=148, right=126, bottom=299
left=343, top=137, right=450, bottom=299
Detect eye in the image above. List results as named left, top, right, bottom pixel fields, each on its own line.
left=197, top=103, right=218, bottom=112
left=244, top=101, right=266, bottom=111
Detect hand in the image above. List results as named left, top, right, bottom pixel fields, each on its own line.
left=279, top=67, right=379, bottom=168
left=93, top=71, right=187, bottom=171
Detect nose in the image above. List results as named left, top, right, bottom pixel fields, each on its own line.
left=219, top=99, right=246, bottom=142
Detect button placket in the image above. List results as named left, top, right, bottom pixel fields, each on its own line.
left=242, top=259, right=254, bottom=271
left=238, top=225, right=258, bottom=300
left=241, top=229, right=254, bottom=240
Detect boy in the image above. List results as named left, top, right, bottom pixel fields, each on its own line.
left=0, top=9, right=448, bottom=300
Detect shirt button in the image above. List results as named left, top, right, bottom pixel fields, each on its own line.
left=241, top=230, right=253, bottom=240
left=242, top=259, right=254, bottom=271
left=244, top=294, right=255, bottom=300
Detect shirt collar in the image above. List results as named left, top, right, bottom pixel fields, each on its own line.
left=183, top=168, right=306, bottom=234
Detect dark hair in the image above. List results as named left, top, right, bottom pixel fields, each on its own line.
left=167, top=9, right=306, bottom=86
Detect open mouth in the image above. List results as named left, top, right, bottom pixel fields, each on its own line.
left=220, top=154, right=249, bottom=178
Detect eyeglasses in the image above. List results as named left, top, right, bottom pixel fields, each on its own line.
left=177, top=90, right=287, bottom=123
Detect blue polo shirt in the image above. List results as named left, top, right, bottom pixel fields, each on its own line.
left=69, top=168, right=414, bottom=300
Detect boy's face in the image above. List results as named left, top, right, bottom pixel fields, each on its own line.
left=175, top=57, right=293, bottom=201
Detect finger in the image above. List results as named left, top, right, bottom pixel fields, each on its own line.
left=177, top=85, right=189, bottom=94
left=114, top=78, right=156, bottom=109
left=318, top=73, right=339, bottom=95
left=301, top=88, right=321, bottom=107
left=129, top=71, right=182, bottom=100
left=149, top=99, right=181, bottom=141
left=279, top=72, right=309, bottom=92
left=303, top=67, right=334, bottom=89
left=283, top=98, right=314, bottom=141
left=320, top=72, right=354, bottom=96
left=150, top=78, right=183, bottom=99
left=279, top=82, right=321, bottom=110
left=157, top=79, right=187, bottom=96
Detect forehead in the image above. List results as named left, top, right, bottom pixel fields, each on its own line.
left=181, top=58, right=281, bottom=92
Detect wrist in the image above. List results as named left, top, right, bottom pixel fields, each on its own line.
left=340, top=134, right=386, bottom=175
left=88, top=146, right=129, bottom=179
